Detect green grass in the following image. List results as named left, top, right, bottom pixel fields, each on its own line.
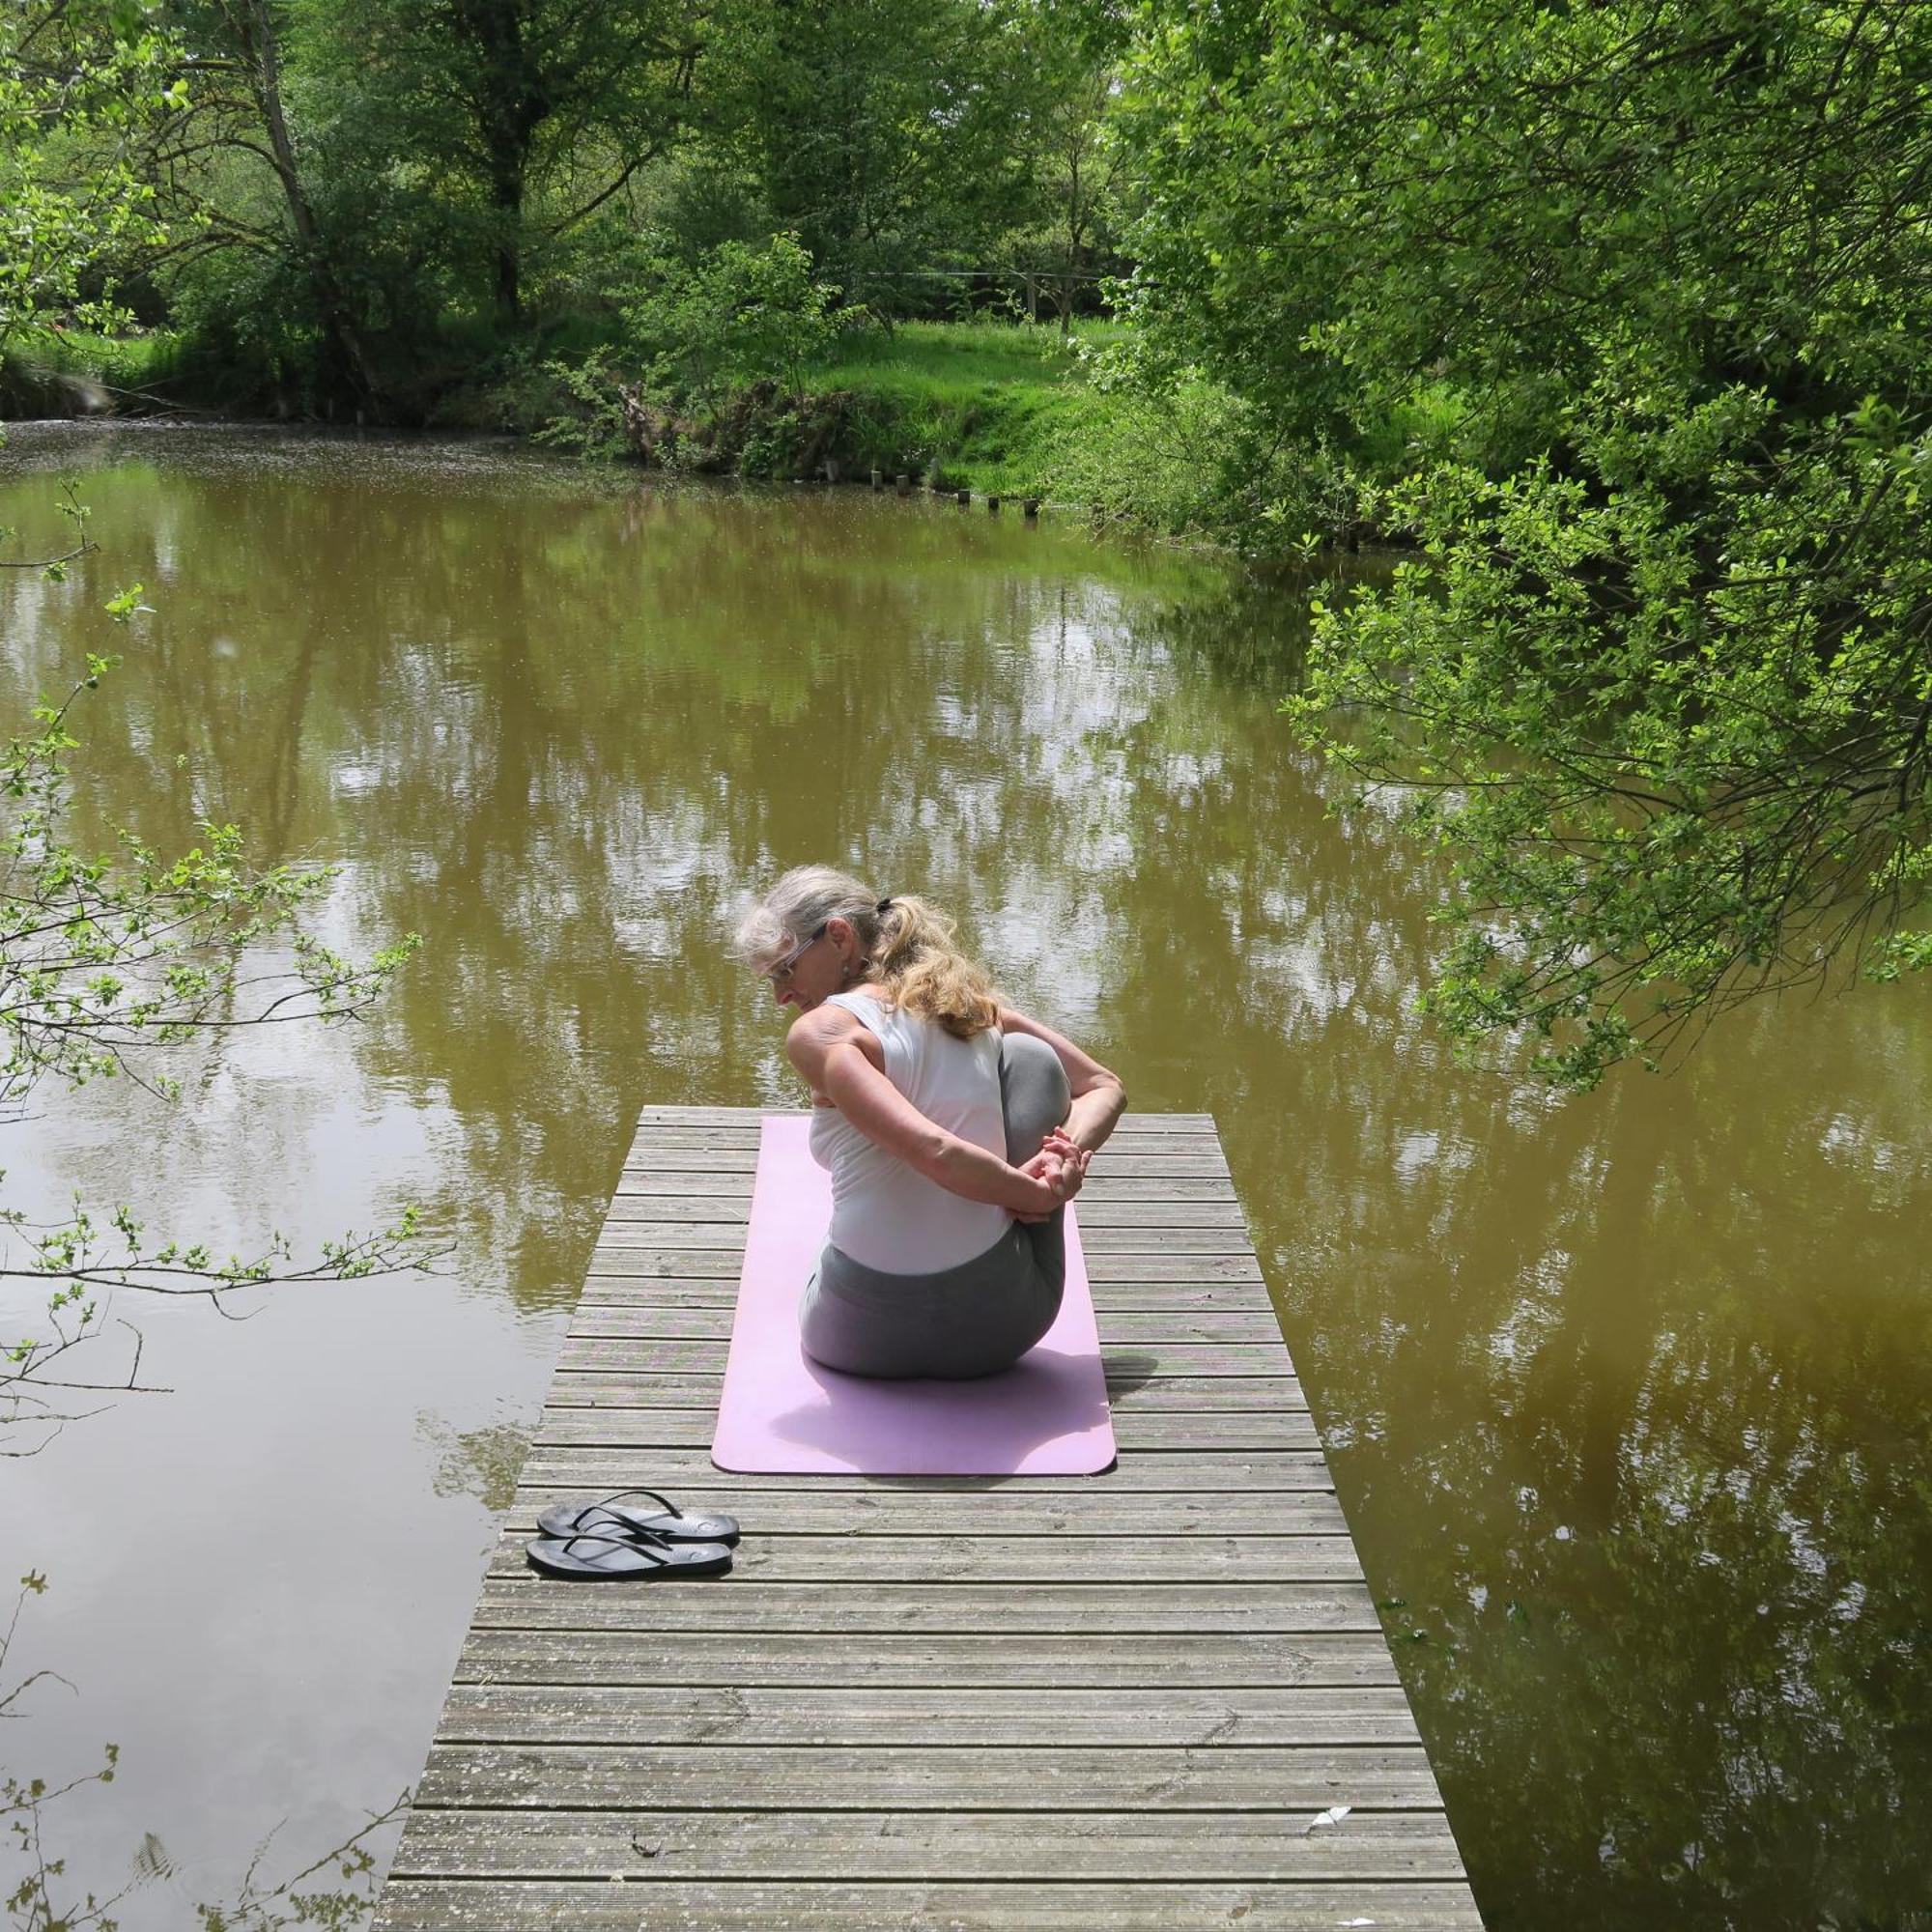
left=789, top=319, right=1126, bottom=498
left=806, top=318, right=1122, bottom=394
left=3, top=328, right=184, bottom=396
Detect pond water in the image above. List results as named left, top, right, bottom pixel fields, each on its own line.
left=0, top=424, right=1928, bottom=1930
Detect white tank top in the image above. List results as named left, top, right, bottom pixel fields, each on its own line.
left=807, top=989, right=1011, bottom=1273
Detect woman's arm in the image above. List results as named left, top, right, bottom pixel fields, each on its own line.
left=997, top=1007, right=1127, bottom=1154
left=786, top=1008, right=1063, bottom=1216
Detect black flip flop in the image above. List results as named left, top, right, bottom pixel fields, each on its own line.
left=524, top=1529, right=733, bottom=1580
left=534, top=1488, right=741, bottom=1546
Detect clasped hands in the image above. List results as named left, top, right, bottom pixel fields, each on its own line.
left=1012, top=1126, right=1091, bottom=1223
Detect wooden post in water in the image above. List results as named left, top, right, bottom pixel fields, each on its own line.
left=1024, top=497, right=1041, bottom=520
left=870, top=469, right=882, bottom=491
left=895, top=473, right=912, bottom=496
left=987, top=495, right=1002, bottom=513
left=956, top=489, right=971, bottom=507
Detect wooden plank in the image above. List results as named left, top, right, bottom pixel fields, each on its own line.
left=577, top=1277, right=1277, bottom=1313
left=609, top=1175, right=1245, bottom=1202
left=509, top=1489, right=1349, bottom=1539
left=553, top=1338, right=1293, bottom=1376
left=376, top=1879, right=1483, bottom=1930
left=621, top=1128, right=1235, bottom=1159
left=468, top=1579, right=1378, bottom=1634
left=527, top=1406, right=1324, bottom=1450
left=591, top=1221, right=1256, bottom=1256
left=598, top=1198, right=1272, bottom=1224
left=601, top=1197, right=1250, bottom=1229
left=433, top=1684, right=1428, bottom=1747
left=389, top=1808, right=1465, bottom=1883
left=628, top=1105, right=1223, bottom=1130
left=522, top=1372, right=1311, bottom=1411
left=562, top=1306, right=1287, bottom=1344
left=546, top=1366, right=1307, bottom=1403
left=413, top=1742, right=1445, bottom=1810
left=484, top=1535, right=1366, bottom=1583
left=584, top=1247, right=1267, bottom=1281
left=624, top=1116, right=1225, bottom=1144
left=513, top=1447, right=1335, bottom=1494
left=618, top=1150, right=1242, bottom=1179
left=454, top=1630, right=1396, bottom=1690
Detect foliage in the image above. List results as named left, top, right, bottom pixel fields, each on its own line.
left=292, top=0, right=703, bottom=324
left=1116, top=0, right=1932, bottom=1083
left=1064, top=332, right=1360, bottom=546
left=0, top=1, right=188, bottom=353
left=623, top=233, right=846, bottom=411
left=0, top=329, right=182, bottom=405
left=703, top=0, right=1049, bottom=298
left=0, top=601, right=431, bottom=1447
left=3, top=11, right=434, bottom=1438
left=4, top=1573, right=402, bottom=1930
left=8, top=0, right=1132, bottom=412
left=545, top=233, right=852, bottom=461
left=994, top=14, right=1130, bottom=332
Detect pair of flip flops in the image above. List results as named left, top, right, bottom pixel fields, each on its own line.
left=525, top=1488, right=740, bottom=1580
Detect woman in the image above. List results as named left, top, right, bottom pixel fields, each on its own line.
left=735, top=867, right=1126, bottom=1378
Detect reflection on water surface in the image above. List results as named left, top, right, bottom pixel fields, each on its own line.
left=0, top=425, right=1927, bottom=1929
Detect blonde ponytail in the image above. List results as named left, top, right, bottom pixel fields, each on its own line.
left=868, top=895, right=999, bottom=1039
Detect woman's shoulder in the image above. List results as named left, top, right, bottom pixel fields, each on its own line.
left=788, top=993, right=895, bottom=1062
left=785, top=997, right=863, bottom=1065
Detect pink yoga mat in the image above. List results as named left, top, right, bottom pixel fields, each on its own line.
left=710, top=1115, right=1117, bottom=1475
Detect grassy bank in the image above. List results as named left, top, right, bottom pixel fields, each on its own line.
left=4, top=318, right=1350, bottom=551
left=0, top=329, right=186, bottom=416
left=801, top=323, right=1351, bottom=545
left=532, top=319, right=1310, bottom=545
left=793, top=322, right=1119, bottom=498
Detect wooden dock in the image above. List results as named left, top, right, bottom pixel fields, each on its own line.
left=374, top=1108, right=1481, bottom=1929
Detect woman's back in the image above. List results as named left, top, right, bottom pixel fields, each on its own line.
left=807, top=989, right=1010, bottom=1272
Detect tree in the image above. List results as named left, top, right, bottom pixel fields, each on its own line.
left=0, top=1, right=185, bottom=354
left=999, top=3, right=1126, bottom=333
left=2, top=3, right=430, bottom=1449
left=156, top=0, right=384, bottom=406
left=705, top=0, right=1044, bottom=302
left=1114, top=0, right=1932, bottom=1084
left=546, top=231, right=849, bottom=467
left=1, top=582, right=428, bottom=1450
left=307, top=0, right=704, bottom=325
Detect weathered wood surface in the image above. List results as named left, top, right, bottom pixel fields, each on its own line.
left=373, top=1109, right=1480, bottom=1931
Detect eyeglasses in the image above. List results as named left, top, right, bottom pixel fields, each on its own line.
left=761, top=922, right=828, bottom=986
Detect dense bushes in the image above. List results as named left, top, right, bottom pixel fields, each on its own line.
left=1111, top=0, right=1932, bottom=1077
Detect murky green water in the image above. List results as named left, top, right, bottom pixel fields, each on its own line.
left=1, top=425, right=1928, bottom=1930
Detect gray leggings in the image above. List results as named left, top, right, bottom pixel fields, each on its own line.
left=799, top=1033, right=1072, bottom=1379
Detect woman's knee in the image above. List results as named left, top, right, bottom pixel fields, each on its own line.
left=999, top=1032, right=1070, bottom=1162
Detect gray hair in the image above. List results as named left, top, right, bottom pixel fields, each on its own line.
left=732, top=865, right=883, bottom=969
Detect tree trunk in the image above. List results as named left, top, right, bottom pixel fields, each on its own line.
left=461, top=0, right=543, bottom=327
left=1061, top=144, right=1084, bottom=339
left=241, top=0, right=379, bottom=410
left=492, top=163, right=525, bottom=325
